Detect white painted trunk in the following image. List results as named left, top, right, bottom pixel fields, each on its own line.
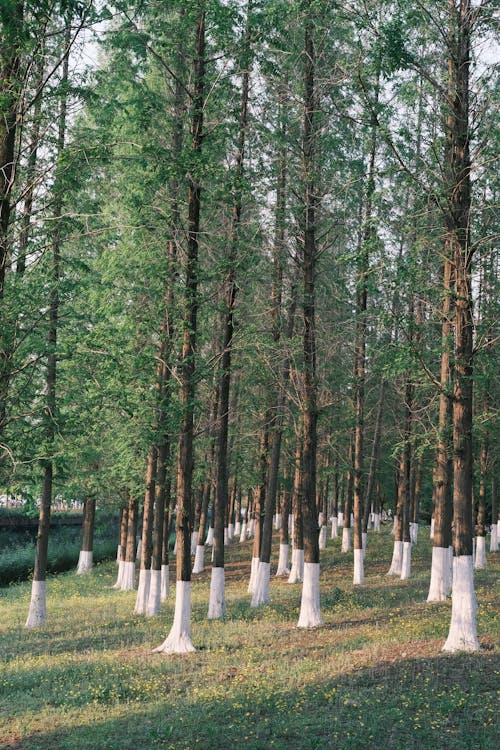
left=341, top=526, right=351, bottom=553
left=239, top=521, right=247, bottom=542
left=136, top=539, right=142, bottom=559
left=430, top=518, right=435, bottom=539
left=191, top=531, right=198, bottom=555
left=490, top=524, right=498, bottom=552
left=472, top=537, right=476, bottom=565
left=275, top=543, right=289, bottom=576
left=146, top=569, right=162, bottom=617
left=207, top=567, right=226, bottom=619
left=288, top=515, right=293, bottom=535
left=474, top=536, right=486, bottom=569
left=297, top=562, right=322, bottom=628
left=160, top=564, right=169, bottom=601
left=288, top=547, right=304, bottom=583
left=387, top=540, right=403, bottom=576
left=25, top=580, right=46, bottom=628
left=153, top=580, right=195, bottom=654
left=234, top=521, right=241, bottom=537
left=318, top=512, right=323, bottom=527
left=248, top=555, right=260, bottom=594
left=442, top=556, right=479, bottom=653
left=350, top=513, right=354, bottom=526
left=400, top=541, right=412, bottom=580
left=121, top=560, right=136, bottom=591
left=251, top=561, right=271, bottom=607
left=427, top=546, right=452, bottom=601
left=192, top=544, right=205, bottom=574
left=373, top=513, right=381, bottom=532
left=224, top=527, right=229, bottom=546
left=410, top=522, right=419, bottom=544
left=206, top=527, right=214, bottom=545
left=248, top=519, right=255, bottom=537
left=228, top=523, right=234, bottom=541
left=353, top=548, right=364, bottom=585
left=112, top=560, right=124, bottom=589
left=134, top=568, right=151, bottom=614
left=173, top=539, right=177, bottom=555
left=318, top=526, right=327, bottom=550
left=338, top=511, right=344, bottom=528
left=116, top=544, right=121, bottom=563
left=76, top=550, right=93, bottom=575
left=331, top=516, right=338, bottom=538
left=274, top=513, right=282, bottom=530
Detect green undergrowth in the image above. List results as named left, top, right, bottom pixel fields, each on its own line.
left=0, top=529, right=498, bottom=750
left=0, top=528, right=117, bottom=586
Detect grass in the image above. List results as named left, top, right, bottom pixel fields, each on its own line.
left=0, top=527, right=498, bottom=750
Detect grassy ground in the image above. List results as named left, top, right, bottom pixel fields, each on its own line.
left=0, top=527, right=498, bottom=750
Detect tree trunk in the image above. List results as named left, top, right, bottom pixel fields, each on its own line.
left=443, top=0, right=478, bottom=653
left=297, top=11, right=320, bottom=628
left=77, top=496, right=96, bottom=574
left=121, top=494, right=138, bottom=591
left=155, top=10, right=205, bottom=654
left=26, top=20, right=70, bottom=627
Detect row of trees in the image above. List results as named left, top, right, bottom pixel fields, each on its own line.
left=0, top=1, right=497, bottom=650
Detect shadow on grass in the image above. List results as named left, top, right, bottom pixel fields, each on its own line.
left=2, top=651, right=497, bottom=750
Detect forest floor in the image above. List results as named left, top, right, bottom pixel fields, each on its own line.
left=0, top=526, right=498, bottom=750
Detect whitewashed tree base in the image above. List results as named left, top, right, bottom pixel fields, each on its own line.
left=410, top=522, right=419, bottom=544
left=160, top=564, right=169, bottom=601
left=288, top=548, right=304, bottom=583
left=191, top=531, right=198, bottom=556
left=430, top=518, right=435, bottom=539
left=319, top=526, right=327, bottom=550
left=288, top=515, right=293, bottom=535
left=192, top=544, right=205, bottom=574
left=474, top=536, right=486, bottom=569
left=341, top=527, right=351, bottom=553
left=208, top=567, right=226, bottom=619
left=121, top=561, right=136, bottom=591
left=251, top=561, right=270, bottom=607
left=228, top=523, right=234, bottom=541
left=387, top=540, right=403, bottom=576
left=353, top=548, right=364, bottom=585
left=136, top=540, right=142, bottom=559
left=318, top=512, right=323, bottom=527
left=206, top=527, right=214, bottom=546
left=76, top=550, right=93, bottom=575
left=338, top=512, right=344, bottom=528
left=224, top=527, right=229, bottom=546
left=116, top=544, right=121, bottom=563
left=401, top=541, right=412, bottom=580
left=490, top=524, right=499, bottom=552
left=234, top=521, right=241, bottom=537
left=248, top=556, right=260, bottom=594
left=113, top=560, right=125, bottom=589
left=25, top=580, right=47, bottom=628
left=248, top=519, right=255, bottom=537
left=275, top=543, right=289, bottom=576
left=427, top=546, right=452, bottom=601
left=373, top=513, right=381, bottom=532
left=274, top=513, right=282, bottom=531
left=239, top=521, right=247, bottom=542
left=331, top=516, right=338, bottom=539
left=297, top=562, right=322, bottom=628
left=134, top=569, right=151, bottom=614
left=146, top=569, right=162, bottom=617
left=442, top=556, right=479, bottom=653
left=153, top=581, right=195, bottom=654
